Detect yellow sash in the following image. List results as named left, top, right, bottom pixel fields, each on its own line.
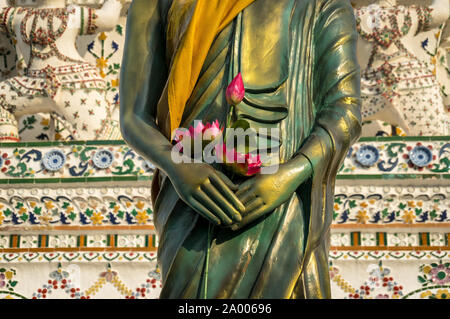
left=167, top=0, right=256, bottom=135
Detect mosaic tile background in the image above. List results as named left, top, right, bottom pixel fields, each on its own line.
left=0, top=139, right=446, bottom=299
left=0, top=0, right=448, bottom=299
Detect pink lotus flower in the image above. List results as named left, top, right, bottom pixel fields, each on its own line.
left=215, top=143, right=261, bottom=177
left=174, top=120, right=223, bottom=143
left=188, top=121, right=205, bottom=139
left=203, top=120, right=222, bottom=140
left=173, top=120, right=223, bottom=157
left=226, top=73, right=245, bottom=106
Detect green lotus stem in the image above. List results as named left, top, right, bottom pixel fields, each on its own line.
left=225, top=105, right=234, bottom=141
left=201, top=222, right=214, bottom=299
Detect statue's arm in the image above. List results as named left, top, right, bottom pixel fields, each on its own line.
left=120, top=0, right=244, bottom=225
left=297, top=0, right=362, bottom=177
left=120, top=0, right=172, bottom=173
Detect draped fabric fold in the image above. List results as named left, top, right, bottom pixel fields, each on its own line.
left=166, top=0, right=256, bottom=135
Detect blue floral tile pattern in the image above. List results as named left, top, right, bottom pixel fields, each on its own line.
left=92, top=149, right=114, bottom=169
left=42, top=150, right=66, bottom=171
left=355, top=145, right=380, bottom=167
left=0, top=139, right=447, bottom=179
left=338, top=139, right=448, bottom=174
left=333, top=185, right=449, bottom=225
left=0, top=142, right=151, bottom=179
left=0, top=189, right=154, bottom=228
left=409, top=146, right=433, bottom=167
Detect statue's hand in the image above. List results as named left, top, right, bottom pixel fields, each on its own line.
left=168, top=163, right=245, bottom=226
left=231, top=155, right=312, bottom=231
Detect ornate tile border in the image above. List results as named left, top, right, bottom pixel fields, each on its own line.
left=0, top=233, right=157, bottom=252
left=0, top=141, right=153, bottom=182
left=0, top=251, right=157, bottom=263
left=338, top=137, right=449, bottom=178
left=330, top=231, right=450, bottom=250
left=333, top=185, right=450, bottom=226
left=329, top=250, right=449, bottom=261
left=0, top=138, right=448, bottom=183
left=1, top=179, right=448, bottom=230
left=0, top=186, right=155, bottom=230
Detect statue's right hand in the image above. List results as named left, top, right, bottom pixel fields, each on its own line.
left=167, top=163, right=245, bottom=226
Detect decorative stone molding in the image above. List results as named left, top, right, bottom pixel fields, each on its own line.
left=0, top=141, right=154, bottom=181
left=339, top=137, right=449, bottom=178
left=333, top=185, right=450, bottom=226
left=0, top=233, right=157, bottom=250
left=330, top=231, right=450, bottom=249
left=0, top=187, right=156, bottom=231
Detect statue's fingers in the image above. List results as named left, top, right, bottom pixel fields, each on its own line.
left=231, top=201, right=265, bottom=231
left=201, top=182, right=242, bottom=222
left=236, top=179, right=253, bottom=197
left=214, top=170, right=238, bottom=191
left=243, top=197, right=264, bottom=215
left=189, top=197, right=221, bottom=226
left=193, top=190, right=233, bottom=225
left=209, top=174, right=245, bottom=212
left=237, top=189, right=257, bottom=205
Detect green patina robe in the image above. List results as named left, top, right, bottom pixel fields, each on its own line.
left=121, top=0, right=361, bottom=298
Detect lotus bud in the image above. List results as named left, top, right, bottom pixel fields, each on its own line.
left=226, top=73, right=245, bottom=106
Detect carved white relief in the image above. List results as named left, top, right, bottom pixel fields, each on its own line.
left=48, top=234, right=77, bottom=248
left=19, top=234, right=38, bottom=248
left=86, top=234, right=107, bottom=247
left=116, top=235, right=146, bottom=248
left=0, top=234, right=9, bottom=247
left=0, top=0, right=123, bottom=142
left=354, top=0, right=450, bottom=136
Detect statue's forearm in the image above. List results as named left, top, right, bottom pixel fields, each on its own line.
left=280, top=153, right=313, bottom=188
left=119, top=0, right=171, bottom=173
left=296, top=125, right=334, bottom=177
left=121, top=112, right=177, bottom=177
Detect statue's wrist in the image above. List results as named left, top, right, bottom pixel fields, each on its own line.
left=158, top=152, right=181, bottom=178
left=279, top=153, right=313, bottom=186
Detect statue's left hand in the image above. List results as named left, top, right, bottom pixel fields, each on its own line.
left=230, top=154, right=312, bottom=231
